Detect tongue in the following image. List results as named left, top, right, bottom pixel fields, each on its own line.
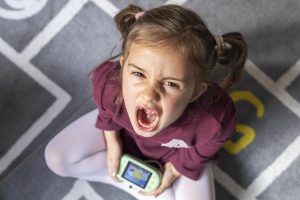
left=136, top=108, right=159, bottom=131
left=141, top=109, right=157, bottom=125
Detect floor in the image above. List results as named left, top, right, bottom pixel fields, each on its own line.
left=0, top=0, right=299, bottom=200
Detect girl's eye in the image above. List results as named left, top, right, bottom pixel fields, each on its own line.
left=132, top=72, right=145, bottom=78
left=164, top=81, right=180, bottom=89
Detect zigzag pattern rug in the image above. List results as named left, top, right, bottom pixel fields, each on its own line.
left=0, top=0, right=299, bottom=199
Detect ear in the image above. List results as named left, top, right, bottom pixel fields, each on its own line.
left=190, top=82, right=208, bottom=103
left=119, top=55, right=125, bottom=67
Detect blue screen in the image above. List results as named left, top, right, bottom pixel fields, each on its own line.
left=122, top=161, right=152, bottom=188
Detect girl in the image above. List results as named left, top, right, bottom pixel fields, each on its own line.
left=45, top=4, right=247, bottom=200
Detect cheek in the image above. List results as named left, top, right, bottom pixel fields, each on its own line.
left=123, top=79, right=137, bottom=98
left=122, top=79, right=138, bottom=112
left=163, top=95, right=188, bottom=119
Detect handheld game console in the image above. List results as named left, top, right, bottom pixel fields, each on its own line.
left=117, top=154, right=162, bottom=192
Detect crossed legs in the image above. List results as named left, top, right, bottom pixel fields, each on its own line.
left=44, top=109, right=215, bottom=200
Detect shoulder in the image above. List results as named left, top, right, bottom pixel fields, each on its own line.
left=196, top=82, right=236, bottom=123
left=91, top=60, right=121, bottom=111
left=184, top=82, right=236, bottom=140
left=91, top=60, right=120, bottom=84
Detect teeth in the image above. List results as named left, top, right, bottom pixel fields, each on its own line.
left=136, top=107, right=159, bottom=131
left=138, top=119, right=156, bottom=128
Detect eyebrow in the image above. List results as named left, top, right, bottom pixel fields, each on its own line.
left=128, top=63, right=186, bottom=83
left=128, top=63, right=146, bottom=73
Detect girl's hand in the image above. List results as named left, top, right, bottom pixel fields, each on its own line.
left=139, top=162, right=181, bottom=197
left=104, top=130, right=123, bottom=182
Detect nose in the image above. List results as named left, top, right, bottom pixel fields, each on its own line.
left=141, top=86, right=160, bottom=103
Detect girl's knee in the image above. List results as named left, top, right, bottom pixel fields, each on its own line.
left=44, top=141, right=70, bottom=177
left=173, top=164, right=215, bottom=200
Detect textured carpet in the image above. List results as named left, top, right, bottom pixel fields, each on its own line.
left=0, top=0, right=299, bottom=200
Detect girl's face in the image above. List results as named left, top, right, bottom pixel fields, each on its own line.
left=120, top=43, right=207, bottom=137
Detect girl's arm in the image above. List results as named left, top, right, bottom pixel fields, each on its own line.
left=104, top=130, right=123, bottom=182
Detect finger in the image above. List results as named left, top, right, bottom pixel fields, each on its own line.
left=139, top=189, right=164, bottom=197
left=140, top=164, right=178, bottom=196
left=108, top=161, right=122, bottom=182
left=107, top=157, right=118, bottom=173
left=108, top=167, right=122, bottom=182
left=111, top=174, right=122, bottom=182
left=108, top=168, right=120, bottom=182
left=112, top=160, right=119, bottom=174
left=139, top=185, right=165, bottom=197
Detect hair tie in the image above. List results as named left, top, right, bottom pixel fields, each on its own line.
left=135, top=11, right=145, bottom=20
left=214, top=34, right=232, bottom=49
left=214, top=35, right=224, bottom=47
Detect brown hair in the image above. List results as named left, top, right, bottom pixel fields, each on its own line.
left=113, top=4, right=248, bottom=89
left=91, top=4, right=248, bottom=108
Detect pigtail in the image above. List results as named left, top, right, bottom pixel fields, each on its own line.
left=114, top=4, right=144, bottom=38
left=89, top=5, right=143, bottom=78
left=216, top=32, right=248, bottom=89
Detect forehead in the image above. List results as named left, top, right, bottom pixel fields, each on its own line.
left=126, top=43, right=197, bottom=77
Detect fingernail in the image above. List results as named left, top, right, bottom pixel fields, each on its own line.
left=112, top=172, right=116, bottom=176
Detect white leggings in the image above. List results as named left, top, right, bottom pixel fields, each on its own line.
left=44, top=109, right=215, bottom=200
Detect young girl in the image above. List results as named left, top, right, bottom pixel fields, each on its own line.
left=45, top=4, right=247, bottom=200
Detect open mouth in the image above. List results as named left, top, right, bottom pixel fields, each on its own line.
left=136, top=107, right=159, bottom=132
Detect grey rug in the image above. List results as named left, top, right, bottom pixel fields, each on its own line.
left=0, top=0, right=299, bottom=200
